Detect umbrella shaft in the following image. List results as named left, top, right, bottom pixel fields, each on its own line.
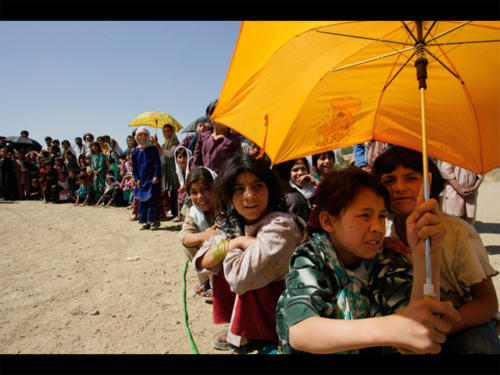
left=420, top=87, right=432, bottom=289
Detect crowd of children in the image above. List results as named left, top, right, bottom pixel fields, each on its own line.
left=1, top=101, right=499, bottom=355
left=0, top=132, right=135, bottom=210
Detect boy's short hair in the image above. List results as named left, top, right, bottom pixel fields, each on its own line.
left=77, top=173, right=87, bottom=181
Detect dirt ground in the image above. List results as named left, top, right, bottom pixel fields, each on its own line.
left=1, top=174, right=499, bottom=355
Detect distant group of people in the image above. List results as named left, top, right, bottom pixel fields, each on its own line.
left=0, top=131, right=137, bottom=210
left=1, top=99, right=498, bottom=355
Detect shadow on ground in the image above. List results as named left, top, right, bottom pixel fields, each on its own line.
left=486, top=246, right=500, bottom=256
left=475, top=221, right=500, bottom=235
left=163, top=225, right=181, bottom=232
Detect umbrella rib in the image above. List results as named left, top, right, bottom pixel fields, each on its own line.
left=316, top=29, right=413, bottom=46
left=330, top=46, right=415, bottom=72
left=382, top=50, right=417, bottom=92
left=401, top=21, right=418, bottom=43
left=423, top=21, right=438, bottom=42
left=425, top=48, right=464, bottom=83
left=427, top=39, right=500, bottom=46
left=425, top=21, right=471, bottom=44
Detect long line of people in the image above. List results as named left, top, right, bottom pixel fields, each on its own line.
left=0, top=103, right=498, bottom=355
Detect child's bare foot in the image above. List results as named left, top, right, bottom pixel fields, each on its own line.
left=129, top=215, right=138, bottom=221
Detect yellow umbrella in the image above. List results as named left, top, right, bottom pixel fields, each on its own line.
left=212, top=21, right=500, bottom=175
left=212, top=20, right=500, bottom=300
left=130, top=111, right=182, bottom=132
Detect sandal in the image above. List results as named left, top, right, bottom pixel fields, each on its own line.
left=212, top=332, right=234, bottom=351
left=140, top=223, right=151, bottom=230
left=151, top=221, right=161, bottom=230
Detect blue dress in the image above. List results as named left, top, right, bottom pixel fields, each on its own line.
left=132, top=146, right=162, bottom=223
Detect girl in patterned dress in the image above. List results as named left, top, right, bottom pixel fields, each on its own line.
left=276, top=168, right=460, bottom=354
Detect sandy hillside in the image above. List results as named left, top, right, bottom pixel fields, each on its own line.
left=1, top=177, right=499, bottom=354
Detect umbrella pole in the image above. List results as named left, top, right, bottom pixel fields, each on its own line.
left=415, top=21, right=434, bottom=300
left=419, top=87, right=434, bottom=300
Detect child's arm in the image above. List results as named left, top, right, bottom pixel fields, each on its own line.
left=182, top=224, right=218, bottom=248
left=282, top=239, right=459, bottom=354
left=448, top=278, right=498, bottom=334
left=288, top=301, right=459, bottom=354
left=94, top=195, right=103, bottom=206
left=223, top=215, right=302, bottom=295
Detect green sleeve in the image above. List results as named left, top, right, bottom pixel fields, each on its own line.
left=276, top=238, right=341, bottom=354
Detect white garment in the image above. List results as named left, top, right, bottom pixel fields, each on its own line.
left=174, top=145, right=192, bottom=188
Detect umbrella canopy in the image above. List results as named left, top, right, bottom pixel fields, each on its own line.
left=130, top=111, right=182, bottom=132
left=4, top=136, right=42, bottom=152
left=211, top=21, right=500, bottom=175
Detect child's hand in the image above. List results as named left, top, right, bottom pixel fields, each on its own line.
left=406, top=197, right=445, bottom=257
left=204, top=225, right=218, bottom=238
left=383, top=237, right=409, bottom=256
left=152, top=177, right=159, bottom=184
left=394, top=300, right=460, bottom=354
left=405, top=172, right=445, bottom=257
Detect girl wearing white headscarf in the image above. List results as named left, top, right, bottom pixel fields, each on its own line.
left=174, top=145, right=192, bottom=220
left=131, top=126, right=162, bottom=230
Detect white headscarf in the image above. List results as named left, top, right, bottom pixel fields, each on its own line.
left=134, top=126, right=152, bottom=150
left=174, top=145, right=192, bottom=188
left=110, top=139, right=124, bottom=156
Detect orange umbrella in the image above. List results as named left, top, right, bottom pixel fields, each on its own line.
left=212, top=21, right=500, bottom=298
left=212, top=21, right=500, bottom=175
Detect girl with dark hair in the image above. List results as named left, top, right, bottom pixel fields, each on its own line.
left=311, top=150, right=335, bottom=182
left=96, top=136, right=109, bottom=156
left=287, top=157, right=317, bottom=206
left=90, top=141, right=106, bottom=200
left=193, top=154, right=305, bottom=352
left=272, top=160, right=311, bottom=222
left=179, top=166, right=218, bottom=300
left=63, top=150, right=79, bottom=172
left=373, top=146, right=499, bottom=353
left=152, top=124, right=180, bottom=219
left=124, top=135, right=137, bottom=155
left=276, top=167, right=459, bottom=354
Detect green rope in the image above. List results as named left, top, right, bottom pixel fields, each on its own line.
left=182, top=258, right=199, bottom=354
